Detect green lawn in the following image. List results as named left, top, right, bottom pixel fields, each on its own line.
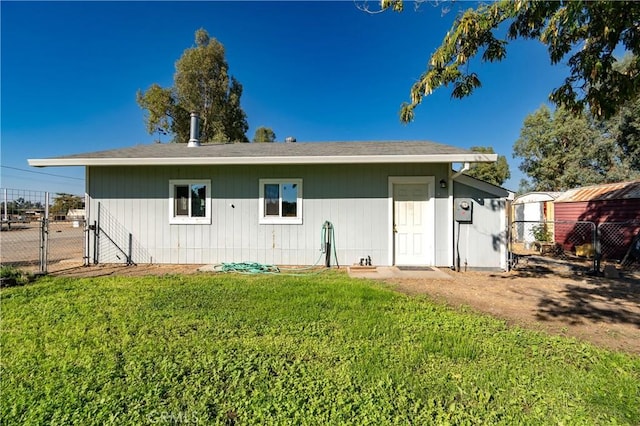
left=2, top=272, right=639, bottom=424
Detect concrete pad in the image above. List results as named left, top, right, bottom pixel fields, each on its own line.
left=347, top=266, right=453, bottom=280
left=198, top=264, right=222, bottom=272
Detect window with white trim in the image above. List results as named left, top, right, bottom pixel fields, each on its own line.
left=169, top=180, right=211, bottom=224
left=259, top=179, right=303, bottom=224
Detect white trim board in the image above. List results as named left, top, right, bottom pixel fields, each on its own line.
left=29, top=153, right=498, bottom=167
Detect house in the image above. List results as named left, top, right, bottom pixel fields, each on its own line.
left=554, top=180, right=640, bottom=260
left=452, top=174, right=513, bottom=270
left=29, top=134, right=514, bottom=269
left=66, top=208, right=86, bottom=220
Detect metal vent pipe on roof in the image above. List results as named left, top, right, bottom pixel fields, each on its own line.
left=285, top=136, right=296, bottom=143
left=188, top=112, right=200, bottom=147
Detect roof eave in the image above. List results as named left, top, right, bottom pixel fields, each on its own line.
left=28, top=153, right=498, bottom=167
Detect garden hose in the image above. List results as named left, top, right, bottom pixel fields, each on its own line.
left=214, top=221, right=339, bottom=274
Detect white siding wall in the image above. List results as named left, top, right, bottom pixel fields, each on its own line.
left=452, top=181, right=508, bottom=270
left=88, top=163, right=451, bottom=266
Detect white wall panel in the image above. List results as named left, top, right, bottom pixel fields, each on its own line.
left=87, top=163, right=451, bottom=265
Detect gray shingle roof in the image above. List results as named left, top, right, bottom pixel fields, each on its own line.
left=29, top=140, right=497, bottom=167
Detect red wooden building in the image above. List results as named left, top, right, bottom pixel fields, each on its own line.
left=554, top=180, right=640, bottom=260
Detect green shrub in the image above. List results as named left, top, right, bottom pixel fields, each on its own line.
left=0, top=266, right=34, bottom=288
left=530, top=223, right=552, bottom=242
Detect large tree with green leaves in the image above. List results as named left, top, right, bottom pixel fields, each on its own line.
left=252, top=126, right=276, bottom=143
left=608, top=94, right=640, bottom=172
left=514, top=103, right=640, bottom=192
left=137, top=29, right=249, bottom=143
left=465, top=146, right=510, bottom=187
left=50, top=194, right=84, bottom=215
left=379, top=1, right=640, bottom=122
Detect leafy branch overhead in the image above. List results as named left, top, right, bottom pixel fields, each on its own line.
left=383, top=1, right=640, bottom=122
left=137, top=29, right=249, bottom=143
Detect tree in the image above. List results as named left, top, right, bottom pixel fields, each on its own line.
left=380, top=1, right=640, bottom=122
left=137, top=29, right=249, bottom=143
left=50, top=194, right=84, bottom=215
left=464, top=146, right=510, bottom=186
left=252, top=127, right=276, bottom=143
left=4, top=198, right=44, bottom=216
left=513, top=104, right=640, bottom=192
left=608, top=95, right=640, bottom=171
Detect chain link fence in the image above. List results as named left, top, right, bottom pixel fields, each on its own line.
left=91, top=202, right=150, bottom=265
left=510, top=220, right=640, bottom=275
left=598, top=221, right=640, bottom=273
left=1, top=188, right=86, bottom=273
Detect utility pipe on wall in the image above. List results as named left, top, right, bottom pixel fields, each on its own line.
left=452, top=162, right=470, bottom=179
left=187, top=112, right=200, bottom=147
left=450, top=162, right=470, bottom=269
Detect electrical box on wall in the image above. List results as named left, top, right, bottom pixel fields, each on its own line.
left=454, top=198, right=473, bottom=223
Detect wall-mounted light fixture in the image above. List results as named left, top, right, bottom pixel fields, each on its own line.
left=439, top=179, right=447, bottom=189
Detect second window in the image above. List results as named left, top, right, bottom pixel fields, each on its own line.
left=259, top=179, right=302, bottom=224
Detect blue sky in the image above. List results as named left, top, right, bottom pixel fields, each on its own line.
left=2, top=1, right=570, bottom=194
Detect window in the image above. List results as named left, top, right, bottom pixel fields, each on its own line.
left=259, top=179, right=303, bottom=224
left=169, top=180, right=211, bottom=224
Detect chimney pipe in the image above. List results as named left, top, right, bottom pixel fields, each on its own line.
left=188, top=112, right=200, bottom=147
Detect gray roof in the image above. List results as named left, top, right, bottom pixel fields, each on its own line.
left=29, top=140, right=498, bottom=167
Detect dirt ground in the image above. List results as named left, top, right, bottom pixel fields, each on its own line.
left=48, top=260, right=640, bottom=355
left=389, top=267, right=640, bottom=355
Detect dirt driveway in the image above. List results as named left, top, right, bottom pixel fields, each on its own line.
left=49, top=261, right=640, bottom=355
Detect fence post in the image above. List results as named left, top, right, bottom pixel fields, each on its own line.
left=3, top=188, right=7, bottom=222
left=94, top=202, right=101, bottom=264
left=594, top=223, right=600, bottom=274
left=91, top=221, right=98, bottom=264
left=127, top=233, right=133, bottom=265
left=39, top=219, right=45, bottom=272
left=84, top=220, right=89, bottom=267
left=39, top=192, right=50, bottom=274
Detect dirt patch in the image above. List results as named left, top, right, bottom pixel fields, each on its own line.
left=389, top=267, right=640, bottom=355
left=48, top=263, right=204, bottom=278
left=46, top=261, right=640, bottom=355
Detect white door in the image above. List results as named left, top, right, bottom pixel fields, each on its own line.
left=394, top=183, right=431, bottom=265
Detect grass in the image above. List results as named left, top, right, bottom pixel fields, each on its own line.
left=1, top=272, right=639, bottom=424
left=0, top=266, right=34, bottom=288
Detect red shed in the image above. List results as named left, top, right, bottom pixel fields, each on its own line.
left=554, top=180, right=640, bottom=259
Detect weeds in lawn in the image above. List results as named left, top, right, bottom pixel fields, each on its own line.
left=1, top=273, right=639, bottom=424
left=0, top=265, right=35, bottom=288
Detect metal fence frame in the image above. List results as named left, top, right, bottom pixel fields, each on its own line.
left=597, top=220, right=640, bottom=267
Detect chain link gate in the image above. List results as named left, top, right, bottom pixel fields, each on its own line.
left=598, top=220, right=640, bottom=273
left=509, top=220, right=597, bottom=274
left=1, top=188, right=86, bottom=273
left=89, top=202, right=151, bottom=265
left=510, top=219, right=640, bottom=274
